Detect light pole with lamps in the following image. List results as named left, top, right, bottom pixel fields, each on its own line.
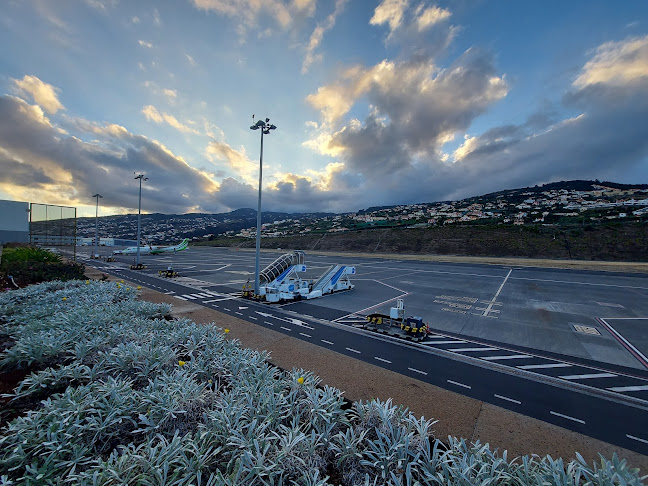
left=134, top=173, right=148, bottom=269
left=92, top=193, right=102, bottom=258
left=249, top=116, right=277, bottom=296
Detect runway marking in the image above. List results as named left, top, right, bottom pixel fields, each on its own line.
left=494, top=394, right=521, bottom=405
left=449, top=347, right=499, bottom=352
left=447, top=379, right=471, bottom=389
left=335, top=292, right=409, bottom=321
left=550, top=411, right=585, bottom=424
left=597, top=302, right=624, bottom=308
left=223, top=308, right=231, bottom=312
left=235, top=312, right=243, bottom=316
left=518, top=363, right=572, bottom=370
left=346, top=347, right=361, bottom=354
left=408, top=367, right=428, bottom=375
left=627, top=434, right=648, bottom=445
left=598, top=318, right=648, bottom=370
left=174, top=296, right=187, bottom=300
left=483, top=269, right=512, bottom=317
left=437, top=295, right=479, bottom=304
left=607, top=385, right=648, bottom=392
left=374, top=357, right=392, bottom=364
left=264, top=321, right=274, bottom=326
left=299, top=332, right=312, bottom=338
left=280, top=326, right=292, bottom=331
left=559, top=373, right=617, bottom=380
left=482, top=354, right=530, bottom=361
left=249, top=316, right=257, bottom=320
left=511, top=276, right=648, bottom=290
left=321, top=340, right=334, bottom=345
left=421, top=340, right=467, bottom=345
left=182, top=295, right=197, bottom=300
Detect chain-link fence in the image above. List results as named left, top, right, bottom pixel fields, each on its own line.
left=30, top=203, right=77, bottom=259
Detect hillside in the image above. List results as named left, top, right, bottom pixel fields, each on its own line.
left=198, top=223, right=648, bottom=262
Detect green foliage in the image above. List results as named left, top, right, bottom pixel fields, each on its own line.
left=0, top=281, right=646, bottom=485
left=1, top=246, right=85, bottom=289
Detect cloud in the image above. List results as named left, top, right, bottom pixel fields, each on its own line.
left=573, top=35, right=648, bottom=89
left=138, top=40, right=154, bottom=48
left=205, top=140, right=257, bottom=184
left=416, top=5, right=451, bottom=31
left=370, top=0, right=408, bottom=34
left=131, top=16, right=140, bottom=24
left=0, top=94, right=223, bottom=214
left=142, top=105, right=200, bottom=134
left=163, top=88, right=177, bottom=101
left=185, top=53, right=197, bottom=66
left=13, top=75, right=65, bottom=114
left=190, top=0, right=316, bottom=37
left=302, top=0, right=347, bottom=74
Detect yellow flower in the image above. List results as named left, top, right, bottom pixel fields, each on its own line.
left=120, top=280, right=124, bottom=283
left=137, top=286, right=141, bottom=290
left=85, top=280, right=89, bottom=284
left=62, top=297, right=67, bottom=301
left=297, top=377, right=304, bottom=385
left=126, top=287, right=130, bottom=291
left=178, top=360, right=186, bottom=366
left=224, top=329, right=230, bottom=334
left=208, top=379, right=212, bottom=384
left=117, top=284, right=121, bottom=288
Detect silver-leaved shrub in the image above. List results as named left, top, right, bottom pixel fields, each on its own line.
left=0, top=281, right=645, bottom=485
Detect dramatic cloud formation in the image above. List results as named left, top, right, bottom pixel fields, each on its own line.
left=12, top=75, right=65, bottom=114
left=0, top=95, right=220, bottom=213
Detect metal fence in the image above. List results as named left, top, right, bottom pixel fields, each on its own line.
left=29, top=203, right=77, bottom=259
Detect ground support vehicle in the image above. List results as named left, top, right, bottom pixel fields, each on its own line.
left=364, top=299, right=429, bottom=342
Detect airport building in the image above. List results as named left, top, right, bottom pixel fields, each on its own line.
left=0, top=199, right=30, bottom=244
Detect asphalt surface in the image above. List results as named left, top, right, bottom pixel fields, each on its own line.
left=77, top=246, right=648, bottom=455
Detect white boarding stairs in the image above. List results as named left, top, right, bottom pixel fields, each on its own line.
left=259, top=251, right=310, bottom=303
left=306, top=264, right=355, bottom=299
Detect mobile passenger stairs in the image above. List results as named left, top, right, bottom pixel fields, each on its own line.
left=363, top=299, right=430, bottom=342
left=243, top=250, right=355, bottom=303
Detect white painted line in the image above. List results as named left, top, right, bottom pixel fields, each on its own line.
left=447, top=379, right=471, bottom=389
left=249, top=316, right=257, bottom=320
left=482, top=354, right=530, bottom=361
left=182, top=295, right=197, bottom=300
left=449, top=347, right=499, bottom=352
left=374, top=357, right=392, bottom=364
left=264, top=321, right=274, bottom=326
left=203, top=299, right=219, bottom=303
left=494, top=394, right=521, bottom=404
left=299, top=333, right=312, bottom=338
left=559, top=373, right=617, bottom=380
left=607, top=385, right=648, bottom=392
left=280, top=326, right=292, bottom=331
left=235, top=312, right=243, bottom=316
left=223, top=308, right=231, bottom=312
left=518, top=363, right=572, bottom=370
left=346, top=347, right=361, bottom=354
left=189, top=293, right=207, bottom=298
left=550, top=411, right=585, bottom=424
left=408, top=367, right=428, bottom=376
left=321, top=340, right=334, bottom=345
left=627, top=434, right=648, bottom=445
left=483, top=268, right=512, bottom=317
left=421, top=340, right=467, bottom=345
left=174, top=295, right=188, bottom=300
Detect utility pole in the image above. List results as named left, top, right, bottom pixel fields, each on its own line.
left=92, top=193, right=102, bottom=258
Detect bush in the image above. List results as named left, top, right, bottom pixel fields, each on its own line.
left=0, top=246, right=85, bottom=289
left=0, top=281, right=645, bottom=485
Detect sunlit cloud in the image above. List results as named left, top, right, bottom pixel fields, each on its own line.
left=138, top=39, right=154, bottom=48
left=142, top=105, right=200, bottom=134
left=302, top=0, right=347, bottom=74
left=12, top=75, right=65, bottom=114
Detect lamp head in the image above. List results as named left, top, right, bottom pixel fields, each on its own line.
left=265, top=117, right=270, bottom=123
left=269, top=124, right=277, bottom=130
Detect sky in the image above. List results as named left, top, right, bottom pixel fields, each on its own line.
left=1, top=1, right=647, bottom=218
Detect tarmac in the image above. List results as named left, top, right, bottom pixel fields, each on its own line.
left=84, top=263, right=648, bottom=472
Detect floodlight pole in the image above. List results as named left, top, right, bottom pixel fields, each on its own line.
left=92, top=193, right=102, bottom=257
left=134, top=174, right=148, bottom=267
left=250, top=116, right=277, bottom=296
